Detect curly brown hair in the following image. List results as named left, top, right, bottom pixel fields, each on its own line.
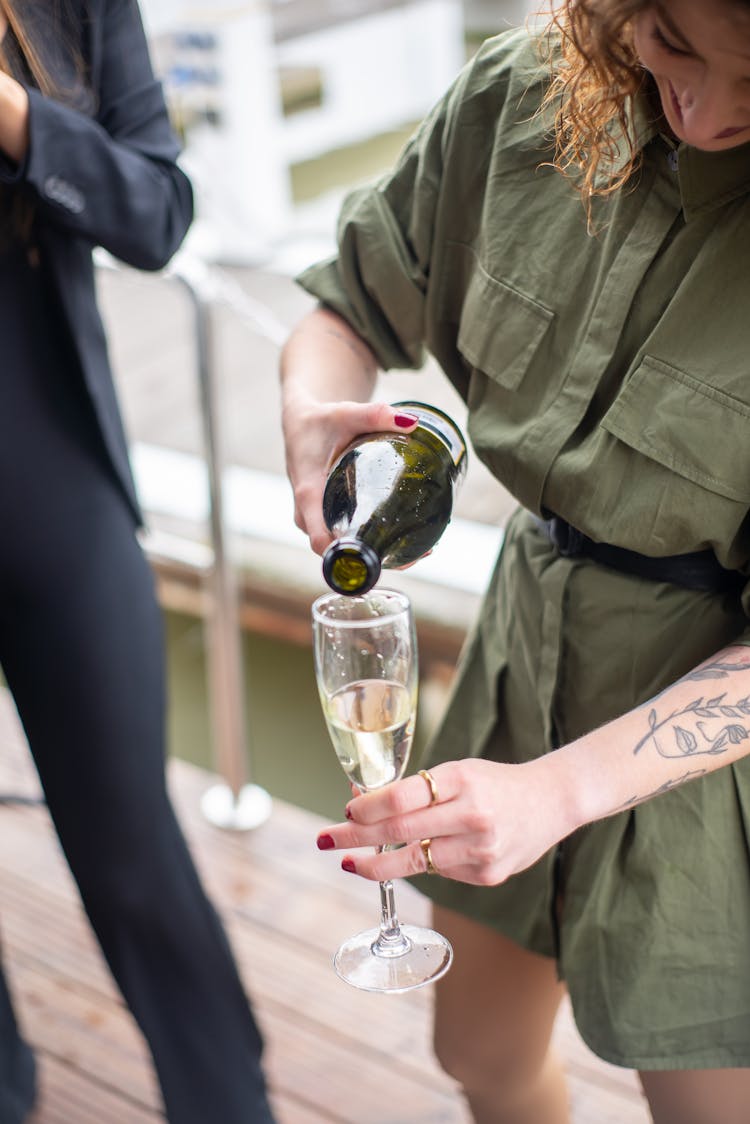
left=541, top=0, right=651, bottom=208
left=543, top=0, right=750, bottom=213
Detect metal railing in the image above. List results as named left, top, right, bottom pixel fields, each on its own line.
left=102, top=249, right=290, bottom=829
left=172, top=259, right=274, bottom=829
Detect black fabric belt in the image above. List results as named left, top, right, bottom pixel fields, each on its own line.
left=535, top=516, right=745, bottom=595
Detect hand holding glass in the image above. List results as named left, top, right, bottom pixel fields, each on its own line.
left=312, top=589, right=453, bottom=992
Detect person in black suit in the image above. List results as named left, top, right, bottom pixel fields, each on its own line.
left=0, top=1, right=275, bottom=1120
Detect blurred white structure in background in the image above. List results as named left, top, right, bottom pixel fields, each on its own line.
left=141, top=0, right=469, bottom=265
left=142, top=1, right=288, bottom=262
left=464, top=0, right=541, bottom=31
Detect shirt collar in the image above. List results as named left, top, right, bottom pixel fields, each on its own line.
left=674, top=141, right=750, bottom=221
left=597, top=89, right=750, bottom=221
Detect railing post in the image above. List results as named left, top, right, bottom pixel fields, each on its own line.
left=173, top=264, right=272, bottom=830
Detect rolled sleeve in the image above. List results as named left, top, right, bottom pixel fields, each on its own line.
left=297, top=84, right=453, bottom=371
left=298, top=192, right=428, bottom=370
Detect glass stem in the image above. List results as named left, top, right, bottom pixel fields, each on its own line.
left=372, top=845, right=411, bottom=958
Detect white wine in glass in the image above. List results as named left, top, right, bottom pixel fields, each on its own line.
left=312, top=589, right=453, bottom=993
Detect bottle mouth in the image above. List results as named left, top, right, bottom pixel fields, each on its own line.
left=322, top=540, right=381, bottom=596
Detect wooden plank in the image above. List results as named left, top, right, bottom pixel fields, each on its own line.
left=10, top=957, right=162, bottom=1113
left=0, top=820, right=465, bottom=1118
left=28, top=1053, right=162, bottom=1124
left=0, top=710, right=465, bottom=1120
left=0, top=691, right=649, bottom=1123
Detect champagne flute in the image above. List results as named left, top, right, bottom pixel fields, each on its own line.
left=312, top=589, right=453, bottom=993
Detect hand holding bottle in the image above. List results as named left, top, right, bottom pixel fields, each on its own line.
left=280, top=307, right=419, bottom=555
left=322, top=401, right=467, bottom=594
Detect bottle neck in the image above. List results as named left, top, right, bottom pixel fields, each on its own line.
left=322, top=538, right=382, bottom=596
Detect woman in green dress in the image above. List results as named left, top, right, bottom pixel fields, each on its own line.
left=281, top=1, right=750, bottom=1120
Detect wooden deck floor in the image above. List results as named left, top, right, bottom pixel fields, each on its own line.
left=0, top=689, right=651, bottom=1123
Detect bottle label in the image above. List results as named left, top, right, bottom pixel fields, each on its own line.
left=391, top=400, right=466, bottom=468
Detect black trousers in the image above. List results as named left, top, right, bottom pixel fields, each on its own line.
left=0, top=289, right=274, bottom=1122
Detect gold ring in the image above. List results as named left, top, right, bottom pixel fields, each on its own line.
left=419, top=837, right=437, bottom=875
left=418, top=768, right=440, bottom=805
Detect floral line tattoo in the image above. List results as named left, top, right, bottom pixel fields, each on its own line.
left=633, top=691, right=750, bottom=758
left=619, top=767, right=708, bottom=809
left=634, top=653, right=750, bottom=760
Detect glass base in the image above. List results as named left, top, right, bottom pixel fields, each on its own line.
left=334, top=925, right=453, bottom=993
left=200, top=782, right=272, bottom=830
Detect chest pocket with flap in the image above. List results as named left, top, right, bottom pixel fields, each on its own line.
left=452, top=247, right=554, bottom=392
left=601, top=355, right=750, bottom=504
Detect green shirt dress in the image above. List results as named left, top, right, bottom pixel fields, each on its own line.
left=298, top=27, right=750, bottom=1070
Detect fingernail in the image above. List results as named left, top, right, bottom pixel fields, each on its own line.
left=317, top=834, right=335, bottom=850
left=345, top=806, right=353, bottom=820
left=394, top=413, right=417, bottom=428
left=342, top=858, right=357, bottom=874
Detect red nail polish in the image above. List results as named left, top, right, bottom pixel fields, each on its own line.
left=394, top=413, right=417, bottom=428
left=317, top=834, right=335, bottom=850
left=345, top=807, right=353, bottom=820
left=342, top=858, right=357, bottom=874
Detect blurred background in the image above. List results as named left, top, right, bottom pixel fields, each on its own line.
left=102, top=0, right=537, bottom=821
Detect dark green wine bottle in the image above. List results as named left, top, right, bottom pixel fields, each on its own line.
left=321, top=400, right=467, bottom=596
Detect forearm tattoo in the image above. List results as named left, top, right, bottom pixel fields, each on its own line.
left=620, top=649, right=750, bottom=808
left=323, top=325, right=374, bottom=374
left=619, top=768, right=708, bottom=809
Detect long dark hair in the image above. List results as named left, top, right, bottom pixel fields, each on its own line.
left=0, top=0, right=61, bottom=95
left=0, top=0, right=84, bottom=240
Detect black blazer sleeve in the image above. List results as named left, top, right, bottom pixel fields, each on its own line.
left=0, top=0, right=193, bottom=271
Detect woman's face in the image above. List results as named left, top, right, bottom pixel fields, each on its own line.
left=633, top=0, right=750, bottom=150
